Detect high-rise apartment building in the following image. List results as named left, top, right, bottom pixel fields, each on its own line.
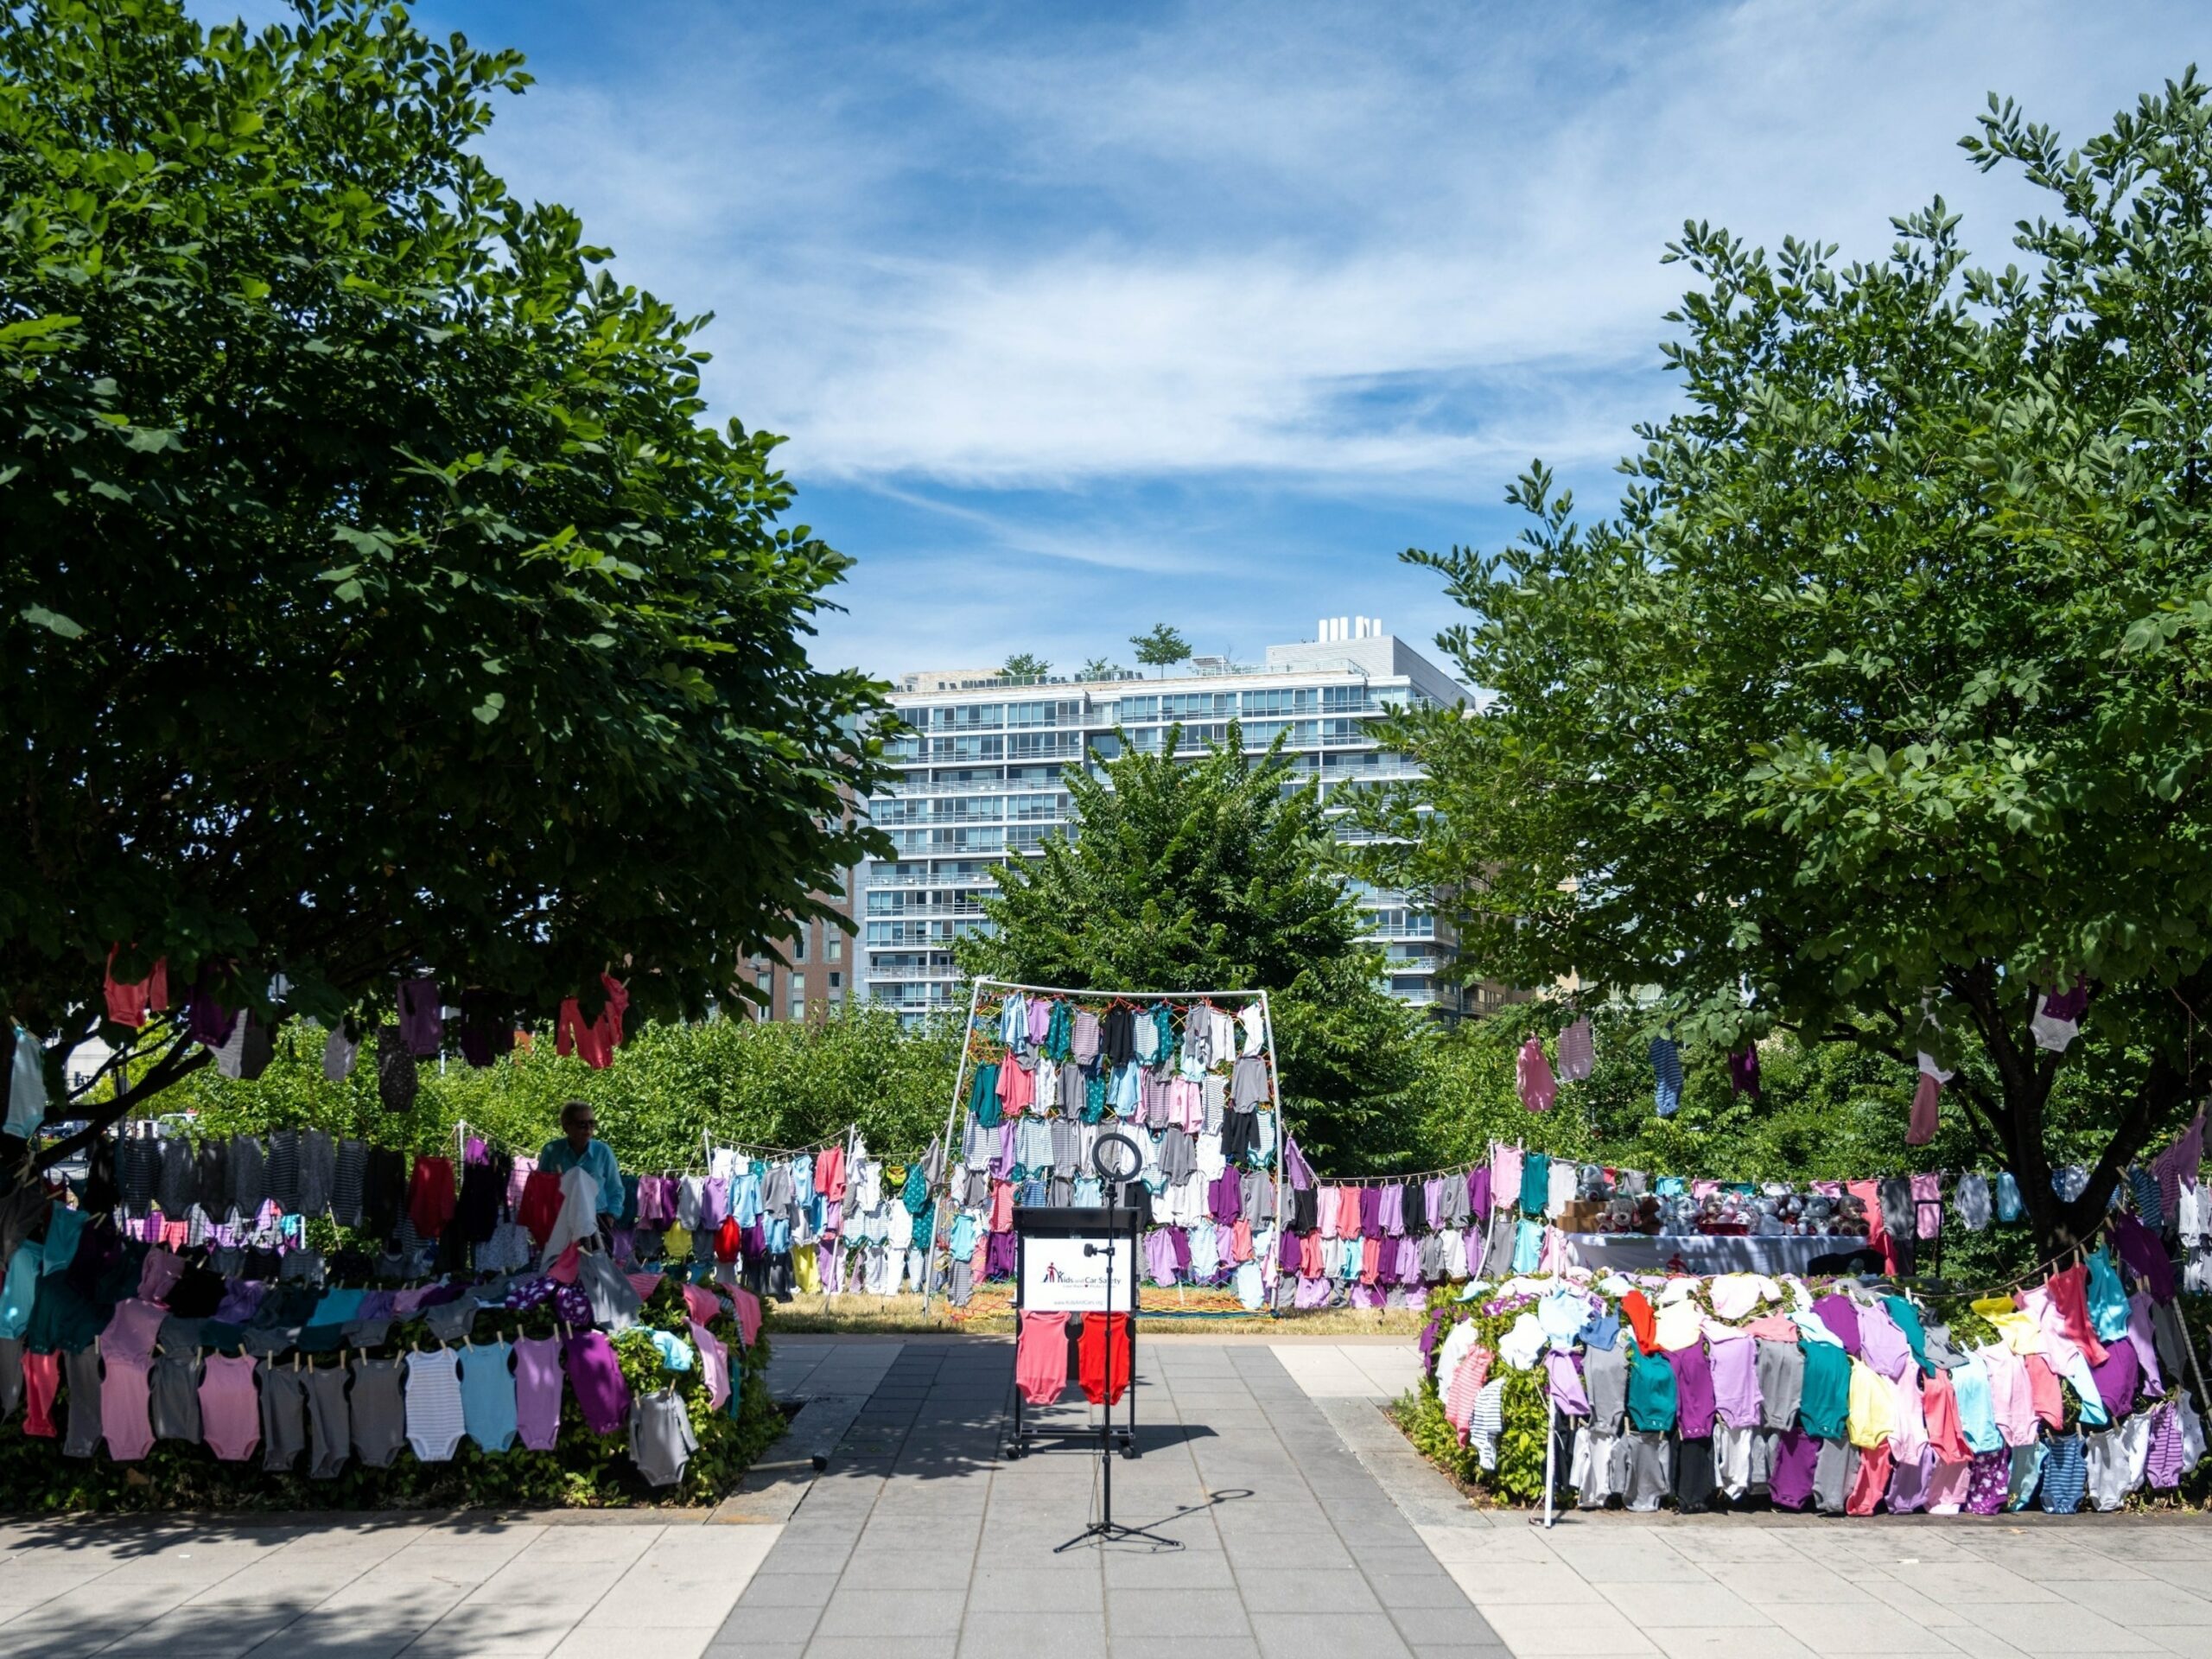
left=741, top=879, right=856, bottom=1022
left=858, top=620, right=1510, bottom=1021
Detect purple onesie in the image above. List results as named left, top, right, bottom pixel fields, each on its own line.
left=563, top=1332, right=631, bottom=1435
left=1704, top=1328, right=1762, bottom=1429
left=1667, top=1342, right=1718, bottom=1440
left=514, top=1335, right=564, bottom=1451
left=1769, top=1427, right=1819, bottom=1510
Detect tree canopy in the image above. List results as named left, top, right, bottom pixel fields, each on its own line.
left=1128, top=623, right=1192, bottom=675
left=1000, top=652, right=1051, bottom=680
left=0, top=0, right=889, bottom=1159
left=1363, top=75, right=2212, bottom=1249
left=958, top=724, right=1418, bottom=1169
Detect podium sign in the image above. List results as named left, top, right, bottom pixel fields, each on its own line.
left=1020, top=1233, right=1138, bottom=1312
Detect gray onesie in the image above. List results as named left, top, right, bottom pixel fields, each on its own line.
left=1582, top=1340, right=1628, bottom=1434
left=1756, top=1338, right=1804, bottom=1431
left=349, top=1356, right=407, bottom=1467
left=258, top=1361, right=309, bottom=1473
left=628, top=1389, right=698, bottom=1488
left=303, top=1364, right=352, bottom=1478
left=579, top=1252, right=642, bottom=1331
left=1813, top=1439, right=1852, bottom=1515
left=149, top=1353, right=202, bottom=1441
left=1622, top=1430, right=1671, bottom=1512
left=61, top=1346, right=103, bottom=1458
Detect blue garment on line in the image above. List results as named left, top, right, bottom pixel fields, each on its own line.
left=1994, top=1172, right=2024, bottom=1224
left=459, top=1338, right=518, bottom=1454
left=1512, top=1218, right=1544, bottom=1274
left=2085, top=1247, right=2131, bottom=1342
left=2038, top=1432, right=2086, bottom=1514
left=1650, top=1036, right=1683, bottom=1117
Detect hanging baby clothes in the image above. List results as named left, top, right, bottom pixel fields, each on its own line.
left=2031, top=980, right=2088, bottom=1052
left=1728, top=1046, right=1761, bottom=1097
left=1516, top=1039, right=1557, bottom=1113
left=1907, top=1071, right=1941, bottom=1146
left=1649, top=1037, right=1682, bottom=1117
left=1555, top=1017, right=1594, bottom=1083
left=1015, top=1311, right=1070, bottom=1404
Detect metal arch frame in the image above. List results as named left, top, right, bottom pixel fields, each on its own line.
left=921, top=976, right=1290, bottom=1319
left=920, top=976, right=988, bottom=1314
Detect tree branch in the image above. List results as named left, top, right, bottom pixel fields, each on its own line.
left=32, top=1033, right=210, bottom=1176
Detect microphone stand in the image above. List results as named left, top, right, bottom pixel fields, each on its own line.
left=1055, top=1175, right=1179, bottom=1553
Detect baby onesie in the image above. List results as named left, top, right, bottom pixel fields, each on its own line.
left=258, top=1361, right=309, bottom=1473
left=1014, top=1311, right=1071, bottom=1405
left=460, top=1339, right=518, bottom=1454
left=60, top=1346, right=104, bottom=1458
left=149, top=1352, right=201, bottom=1442
left=0, top=1336, right=27, bottom=1420
left=99, top=1358, right=155, bottom=1461
left=404, top=1347, right=466, bottom=1461
left=563, top=1332, right=631, bottom=1436
left=198, top=1352, right=261, bottom=1460
left=303, top=1363, right=352, bottom=1478
left=348, top=1356, right=407, bottom=1468
left=512, top=1335, right=564, bottom=1452
left=627, top=1389, right=697, bottom=1487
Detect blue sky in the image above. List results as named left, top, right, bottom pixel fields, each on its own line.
left=218, top=2, right=2212, bottom=682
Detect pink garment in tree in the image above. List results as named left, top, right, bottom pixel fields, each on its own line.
left=1517, top=1038, right=1558, bottom=1113
left=1907, top=1071, right=1942, bottom=1146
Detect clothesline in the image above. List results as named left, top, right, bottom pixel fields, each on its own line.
left=702, top=1124, right=858, bottom=1161
left=969, top=977, right=1268, bottom=1001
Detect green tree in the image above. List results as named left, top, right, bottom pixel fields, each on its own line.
left=1077, top=657, right=1117, bottom=681
left=959, top=724, right=1418, bottom=1168
left=1001, top=652, right=1052, bottom=680
left=1362, top=76, right=2212, bottom=1252
left=0, top=0, right=890, bottom=1168
left=1128, top=623, right=1192, bottom=677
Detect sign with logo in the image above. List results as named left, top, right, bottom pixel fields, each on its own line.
left=1020, top=1234, right=1138, bottom=1312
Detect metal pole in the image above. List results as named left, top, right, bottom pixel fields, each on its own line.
left=829, top=1120, right=859, bottom=1299
left=921, top=977, right=986, bottom=1315
left=1259, top=988, right=1289, bottom=1318
left=1535, top=1392, right=1560, bottom=1529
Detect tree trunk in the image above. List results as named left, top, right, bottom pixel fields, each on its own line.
left=1952, top=960, right=2196, bottom=1263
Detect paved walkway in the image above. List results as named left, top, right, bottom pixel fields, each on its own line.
left=11, top=1332, right=2212, bottom=1657
left=0, top=1513, right=779, bottom=1657
left=1416, top=1510, right=2212, bottom=1659
left=720, top=1335, right=1503, bottom=1659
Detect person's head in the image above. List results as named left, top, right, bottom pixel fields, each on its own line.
left=561, top=1100, right=597, bottom=1154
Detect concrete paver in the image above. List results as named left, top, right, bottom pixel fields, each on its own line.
left=0, top=1516, right=779, bottom=1656
left=714, top=1335, right=1503, bottom=1658
left=11, top=1325, right=2212, bottom=1656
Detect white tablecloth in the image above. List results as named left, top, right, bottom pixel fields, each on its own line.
left=1563, top=1232, right=1877, bottom=1275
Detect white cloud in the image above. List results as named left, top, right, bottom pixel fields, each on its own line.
left=461, top=0, right=2212, bottom=501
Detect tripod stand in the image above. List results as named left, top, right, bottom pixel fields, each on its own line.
left=1052, top=1144, right=1179, bottom=1552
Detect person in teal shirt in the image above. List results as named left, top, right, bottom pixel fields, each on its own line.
left=539, top=1101, right=623, bottom=1222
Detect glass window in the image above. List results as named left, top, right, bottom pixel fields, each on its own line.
left=791, top=934, right=807, bottom=962
left=827, top=936, right=842, bottom=961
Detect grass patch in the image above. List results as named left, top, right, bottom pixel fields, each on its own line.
left=767, top=1289, right=1427, bottom=1338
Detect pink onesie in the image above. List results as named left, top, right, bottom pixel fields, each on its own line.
left=691, top=1321, right=731, bottom=1414
left=199, top=1352, right=262, bottom=1462
left=99, top=1300, right=169, bottom=1462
